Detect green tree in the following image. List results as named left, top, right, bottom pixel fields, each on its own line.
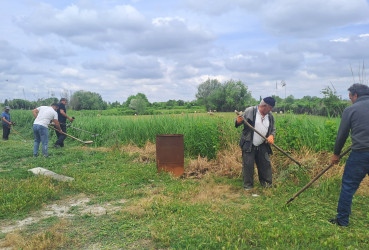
left=196, top=79, right=255, bottom=111
left=166, top=100, right=177, bottom=108
left=110, top=101, right=121, bottom=108
left=123, top=93, right=150, bottom=108
left=196, top=78, right=222, bottom=107
left=177, top=100, right=185, bottom=106
left=70, top=90, right=107, bottom=110
left=222, top=80, right=253, bottom=111
left=129, top=97, right=147, bottom=115
left=8, top=99, right=34, bottom=109
left=321, top=86, right=348, bottom=117
left=36, top=97, right=58, bottom=107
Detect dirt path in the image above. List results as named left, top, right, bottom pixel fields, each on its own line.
left=0, top=193, right=126, bottom=234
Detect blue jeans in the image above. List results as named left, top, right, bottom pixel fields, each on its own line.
left=336, top=150, right=369, bottom=226
left=33, top=124, right=49, bottom=157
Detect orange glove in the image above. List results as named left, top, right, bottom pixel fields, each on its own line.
left=236, top=116, right=244, bottom=124
left=266, top=135, right=274, bottom=144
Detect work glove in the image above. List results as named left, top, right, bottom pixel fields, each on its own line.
left=266, top=135, right=274, bottom=144
left=236, top=115, right=244, bottom=124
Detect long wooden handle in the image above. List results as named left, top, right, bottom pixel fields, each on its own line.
left=49, top=125, right=93, bottom=144
left=286, top=146, right=352, bottom=204
left=235, top=110, right=302, bottom=166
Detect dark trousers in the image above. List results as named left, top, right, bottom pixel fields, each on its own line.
left=242, top=143, right=273, bottom=188
left=55, top=124, right=67, bottom=146
left=336, top=150, right=369, bottom=226
left=2, top=125, right=10, bottom=140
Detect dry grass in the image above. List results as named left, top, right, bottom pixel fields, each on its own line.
left=82, top=142, right=368, bottom=195
left=189, top=178, right=242, bottom=205
left=80, top=145, right=111, bottom=152
left=357, top=177, right=369, bottom=195
left=0, top=220, right=70, bottom=250
left=185, top=144, right=242, bottom=178
left=81, top=142, right=157, bottom=163
left=117, top=142, right=156, bottom=163
left=121, top=186, right=169, bottom=218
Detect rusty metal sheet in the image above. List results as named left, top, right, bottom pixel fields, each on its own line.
left=156, top=134, right=184, bottom=177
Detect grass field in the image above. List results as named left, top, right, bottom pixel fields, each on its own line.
left=0, top=112, right=367, bottom=249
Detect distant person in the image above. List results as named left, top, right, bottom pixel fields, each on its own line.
left=235, top=97, right=276, bottom=190
left=1, top=106, right=15, bottom=140
left=329, top=83, right=369, bottom=227
left=32, top=103, right=62, bottom=157
left=54, top=98, right=74, bottom=148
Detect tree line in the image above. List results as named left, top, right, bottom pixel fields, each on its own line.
left=1, top=80, right=350, bottom=117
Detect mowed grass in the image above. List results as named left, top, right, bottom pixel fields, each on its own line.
left=0, top=113, right=368, bottom=249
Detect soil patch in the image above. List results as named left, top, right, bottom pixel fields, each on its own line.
left=0, top=193, right=126, bottom=234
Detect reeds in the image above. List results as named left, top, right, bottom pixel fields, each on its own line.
left=10, top=111, right=344, bottom=159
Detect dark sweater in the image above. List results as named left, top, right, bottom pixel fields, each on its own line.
left=334, top=95, right=369, bottom=155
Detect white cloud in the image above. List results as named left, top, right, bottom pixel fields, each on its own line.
left=60, top=68, right=85, bottom=79
left=1, top=1, right=369, bottom=103
left=330, top=38, right=350, bottom=43
left=260, top=0, right=369, bottom=37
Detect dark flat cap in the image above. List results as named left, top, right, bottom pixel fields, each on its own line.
left=263, top=97, right=276, bottom=107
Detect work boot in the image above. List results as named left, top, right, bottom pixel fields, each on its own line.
left=328, top=218, right=347, bottom=227
left=53, top=144, right=61, bottom=149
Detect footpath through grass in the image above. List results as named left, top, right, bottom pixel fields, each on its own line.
left=0, top=138, right=368, bottom=249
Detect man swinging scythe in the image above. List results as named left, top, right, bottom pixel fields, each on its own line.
left=235, top=97, right=276, bottom=190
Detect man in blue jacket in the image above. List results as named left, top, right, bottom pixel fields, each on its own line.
left=1, top=106, right=15, bottom=140
left=329, top=83, right=369, bottom=226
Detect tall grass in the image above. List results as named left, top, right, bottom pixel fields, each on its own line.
left=10, top=110, right=345, bottom=158
left=276, top=114, right=345, bottom=152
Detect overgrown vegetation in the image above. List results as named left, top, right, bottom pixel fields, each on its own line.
left=9, top=111, right=345, bottom=160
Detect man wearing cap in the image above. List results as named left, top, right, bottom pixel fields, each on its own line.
left=32, top=103, right=62, bottom=157
left=235, top=97, right=276, bottom=190
left=2, top=106, right=15, bottom=140
left=54, top=98, right=74, bottom=148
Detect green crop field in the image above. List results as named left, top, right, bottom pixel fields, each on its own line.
left=1, top=111, right=367, bottom=249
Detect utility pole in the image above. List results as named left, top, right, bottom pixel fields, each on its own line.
left=281, top=80, right=286, bottom=113
left=275, top=81, right=278, bottom=97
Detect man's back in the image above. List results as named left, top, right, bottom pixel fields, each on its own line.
left=349, top=96, right=369, bottom=150
left=33, top=106, right=57, bottom=128
left=335, top=96, right=369, bottom=153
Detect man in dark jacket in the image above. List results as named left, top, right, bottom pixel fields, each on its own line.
left=235, top=97, right=276, bottom=190
left=54, top=98, right=74, bottom=148
left=329, top=83, right=369, bottom=227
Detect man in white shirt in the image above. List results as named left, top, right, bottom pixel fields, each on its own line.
left=235, top=97, right=276, bottom=190
left=32, top=103, right=62, bottom=157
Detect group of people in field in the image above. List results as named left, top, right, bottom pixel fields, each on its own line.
left=2, top=98, right=74, bottom=157
left=2, top=83, right=369, bottom=227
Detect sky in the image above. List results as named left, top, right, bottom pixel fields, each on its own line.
left=1, top=0, right=369, bottom=104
